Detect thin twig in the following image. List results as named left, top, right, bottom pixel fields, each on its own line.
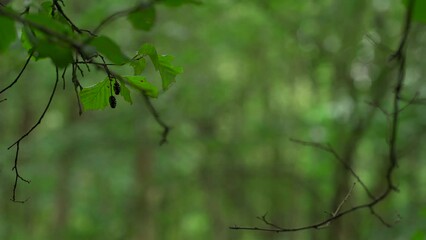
left=369, top=207, right=392, bottom=228
left=142, top=93, right=171, bottom=145
left=11, top=142, right=30, bottom=203
left=72, top=62, right=83, bottom=115
left=0, top=52, right=33, bottom=96
left=10, top=68, right=59, bottom=202
left=318, top=183, right=356, bottom=229
left=92, top=1, right=155, bottom=34
left=8, top=68, right=60, bottom=150
left=62, top=66, right=67, bottom=90
left=52, top=0, right=95, bottom=36
left=230, top=0, right=415, bottom=232
left=0, top=8, right=82, bottom=50
left=289, top=139, right=375, bottom=199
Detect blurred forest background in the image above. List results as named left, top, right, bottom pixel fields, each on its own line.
left=1, top=0, right=426, bottom=239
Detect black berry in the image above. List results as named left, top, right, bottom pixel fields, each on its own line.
left=113, top=81, right=121, bottom=95
left=109, top=96, right=117, bottom=108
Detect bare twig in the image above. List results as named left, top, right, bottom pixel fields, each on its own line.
left=8, top=68, right=60, bottom=150
left=142, top=93, right=171, bottom=145
left=289, top=139, right=375, bottom=199
left=0, top=52, right=33, bottom=96
left=318, top=183, right=356, bottom=229
left=365, top=100, right=390, bottom=116
left=71, top=62, right=83, bottom=115
left=365, top=33, right=393, bottom=54
left=369, top=207, right=392, bottom=228
left=92, top=1, right=155, bottom=34
left=52, top=0, right=95, bottom=36
left=9, top=67, right=59, bottom=202
left=397, top=92, right=419, bottom=113
left=0, top=7, right=82, bottom=50
left=231, top=0, right=415, bottom=233
left=11, top=142, right=30, bottom=203
left=61, top=66, right=67, bottom=90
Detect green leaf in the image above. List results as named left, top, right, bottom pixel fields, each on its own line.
left=20, top=26, right=72, bottom=67
left=124, top=76, right=159, bottom=98
left=90, top=36, right=129, bottom=64
left=403, top=0, right=426, bottom=23
left=21, top=27, right=36, bottom=52
left=138, top=43, right=159, bottom=69
left=158, top=55, right=183, bottom=90
left=0, top=15, right=16, bottom=53
left=119, top=82, right=133, bottom=104
left=138, top=44, right=183, bottom=90
left=33, top=40, right=73, bottom=68
left=127, top=6, right=156, bottom=31
left=40, top=1, right=53, bottom=15
left=130, top=58, right=146, bottom=75
left=80, top=78, right=112, bottom=111
left=25, top=13, right=71, bottom=35
left=160, top=0, right=202, bottom=7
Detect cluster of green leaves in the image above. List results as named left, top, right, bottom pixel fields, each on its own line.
left=80, top=43, right=183, bottom=111
left=0, top=0, right=190, bottom=112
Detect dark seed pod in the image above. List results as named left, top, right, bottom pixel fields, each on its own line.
left=109, top=96, right=117, bottom=108
left=113, top=81, right=121, bottom=95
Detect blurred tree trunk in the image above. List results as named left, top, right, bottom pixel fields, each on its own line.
left=0, top=116, right=12, bottom=239
left=130, top=135, right=157, bottom=240
left=328, top=55, right=391, bottom=240
left=52, top=147, right=72, bottom=239
left=52, top=99, right=78, bottom=239
left=197, top=119, right=229, bottom=239
left=327, top=1, right=369, bottom=238
left=21, top=85, right=35, bottom=236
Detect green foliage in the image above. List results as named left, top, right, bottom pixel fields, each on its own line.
left=25, top=13, right=72, bottom=35
left=124, top=75, right=159, bottom=98
left=20, top=26, right=35, bottom=51
left=32, top=39, right=73, bottom=68
left=119, top=82, right=133, bottom=104
left=2, top=1, right=426, bottom=239
left=80, top=77, right=137, bottom=111
left=130, top=58, right=147, bottom=75
left=21, top=26, right=73, bottom=67
left=160, top=0, right=202, bottom=7
left=138, top=43, right=159, bottom=68
left=89, top=36, right=129, bottom=64
left=80, top=75, right=159, bottom=111
left=78, top=42, right=183, bottom=112
left=157, top=55, right=183, bottom=90
left=19, top=12, right=74, bottom=67
left=0, top=14, right=15, bottom=53
left=127, top=6, right=156, bottom=31
left=0, top=1, right=183, bottom=111
left=79, top=78, right=113, bottom=111
left=138, top=43, right=183, bottom=90
left=403, top=0, right=426, bottom=23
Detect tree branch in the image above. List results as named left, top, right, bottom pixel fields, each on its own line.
left=289, top=139, right=375, bottom=199
left=142, top=93, right=171, bottom=145
left=0, top=51, right=33, bottom=96
left=230, top=0, right=415, bottom=232
left=92, top=1, right=155, bottom=34
left=9, top=67, right=59, bottom=202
